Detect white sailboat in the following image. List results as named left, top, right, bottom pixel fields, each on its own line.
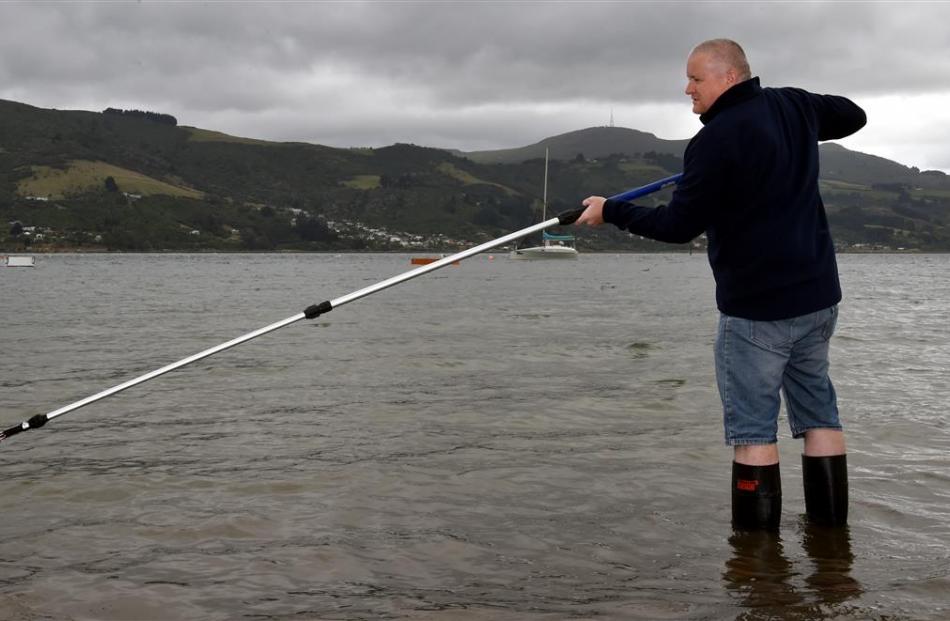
left=2, top=255, right=35, bottom=267
left=509, top=148, right=579, bottom=260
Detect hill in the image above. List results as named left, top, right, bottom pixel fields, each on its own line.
left=2, top=98, right=949, bottom=252
left=462, top=126, right=690, bottom=165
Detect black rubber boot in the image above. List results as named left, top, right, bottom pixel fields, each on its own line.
left=732, top=462, right=782, bottom=531
left=802, top=454, right=848, bottom=526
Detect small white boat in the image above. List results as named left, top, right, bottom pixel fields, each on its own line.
left=509, top=232, right=578, bottom=259
left=2, top=255, right=35, bottom=267
left=510, top=148, right=579, bottom=260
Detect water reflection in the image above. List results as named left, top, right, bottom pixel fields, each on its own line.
left=801, top=522, right=862, bottom=606
left=724, top=530, right=803, bottom=613
left=724, top=519, right=861, bottom=620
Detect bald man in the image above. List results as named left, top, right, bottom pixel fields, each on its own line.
left=576, top=39, right=866, bottom=531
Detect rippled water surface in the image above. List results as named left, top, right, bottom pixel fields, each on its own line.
left=1, top=253, right=948, bottom=620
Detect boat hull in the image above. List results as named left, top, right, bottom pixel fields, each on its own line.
left=411, top=257, right=460, bottom=266
left=2, top=256, right=35, bottom=267
left=509, top=246, right=578, bottom=260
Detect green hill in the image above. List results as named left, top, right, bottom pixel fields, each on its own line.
left=818, top=142, right=947, bottom=186
left=2, top=98, right=949, bottom=252
left=462, top=126, right=690, bottom=165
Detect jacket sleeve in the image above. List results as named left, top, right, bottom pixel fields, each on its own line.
left=602, top=130, right=723, bottom=244
left=807, top=92, right=867, bottom=141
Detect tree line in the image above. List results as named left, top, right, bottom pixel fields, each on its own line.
left=102, top=107, right=178, bottom=126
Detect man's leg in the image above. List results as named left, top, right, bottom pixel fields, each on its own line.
left=802, top=430, right=848, bottom=526
left=735, top=444, right=779, bottom=465
left=732, top=444, right=782, bottom=530
left=803, top=428, right=846, bottom=456
left=785, top=307, right=848, bottom=526
left=716, top=314, right=788, bottom=531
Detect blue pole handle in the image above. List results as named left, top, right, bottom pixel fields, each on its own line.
left=608, top=172, right=683, bottom=202
left=557, top=172, right=683, bottom=225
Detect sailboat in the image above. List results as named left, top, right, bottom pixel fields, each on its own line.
left=509, top=148, right=579, bottom=260
left=2, top=255, right=35, bottom=267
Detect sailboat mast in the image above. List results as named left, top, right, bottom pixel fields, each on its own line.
left=542, top=147, right=549, bottom=220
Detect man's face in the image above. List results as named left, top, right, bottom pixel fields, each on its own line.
left=685, top=52, right=737, bottom=115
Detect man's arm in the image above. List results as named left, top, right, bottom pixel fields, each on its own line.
left=576, top=135, right=722, bottom=244
left=808, top=92, right=867, bottom=141
left=576, top=187, right=709, bottom=244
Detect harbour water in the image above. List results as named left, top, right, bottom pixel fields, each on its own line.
left=1, top=253, right=948, bottom=620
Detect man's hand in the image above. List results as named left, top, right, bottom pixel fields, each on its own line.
left=576, top=196, right=607, bottom=226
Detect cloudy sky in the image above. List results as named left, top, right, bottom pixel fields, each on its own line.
left=2, top=1, right=949, bottom=172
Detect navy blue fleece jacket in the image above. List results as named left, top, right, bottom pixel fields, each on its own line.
left=603, top=77, right=866, bottom=320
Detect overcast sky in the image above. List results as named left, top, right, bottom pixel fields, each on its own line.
left=2, top=1, right=949, bottom=172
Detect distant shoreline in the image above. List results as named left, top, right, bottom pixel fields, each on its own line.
left=4, top=248, right=947, bottom=256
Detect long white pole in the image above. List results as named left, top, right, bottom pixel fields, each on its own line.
left=2, top=172, right=683, bottom=444
left=1, top=217, right=559, bottom=442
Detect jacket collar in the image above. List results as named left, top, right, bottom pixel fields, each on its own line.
left=700, top=77, right=762, bottom=125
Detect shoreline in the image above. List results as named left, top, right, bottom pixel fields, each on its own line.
left=4, top=247, right=947, bottom=256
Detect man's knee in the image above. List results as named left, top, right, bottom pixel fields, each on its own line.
left=734, top=443, right=779, bottom=465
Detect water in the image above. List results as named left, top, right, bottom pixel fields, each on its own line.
left=1, top=253, right=948, bottom=620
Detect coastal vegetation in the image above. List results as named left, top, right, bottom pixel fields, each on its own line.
left=2, top=98, right=948, bottom=252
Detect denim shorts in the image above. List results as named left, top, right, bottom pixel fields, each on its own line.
left=715, top=305, right=841, bottom=445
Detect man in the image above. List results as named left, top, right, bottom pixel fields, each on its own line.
left=575, top=39, right=866, bottom=530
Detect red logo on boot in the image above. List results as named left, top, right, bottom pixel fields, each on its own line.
left=737, top=479, right=759, bottom=492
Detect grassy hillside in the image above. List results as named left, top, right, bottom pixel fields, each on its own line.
left=2, top=98, right=949, bottom=252
left=17, top=159, right=204, bottom=199
left=184, top=127, right=277, bottom=145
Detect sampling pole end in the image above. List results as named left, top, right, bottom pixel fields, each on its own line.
left=0, top=414, right=49, bottom=444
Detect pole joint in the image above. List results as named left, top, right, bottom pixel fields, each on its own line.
left=304, top=300, right=333, bottom=319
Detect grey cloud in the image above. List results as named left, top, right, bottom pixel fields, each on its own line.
left=1, top=1, right=948, bottom=169
left=11, top=2, right=944, bottom=107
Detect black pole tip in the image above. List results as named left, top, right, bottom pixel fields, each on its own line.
left=557, top=207, right=586, bottom=226
left=0, top=414, right=48, bottom=442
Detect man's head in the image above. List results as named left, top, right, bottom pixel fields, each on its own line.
left=685, top=39, right=752, bottom=115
